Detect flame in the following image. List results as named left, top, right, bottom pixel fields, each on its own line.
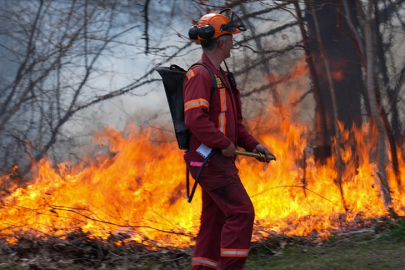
left=332, top=70, right=344, bottom=81
left=0, top=62, right=404, bottom=248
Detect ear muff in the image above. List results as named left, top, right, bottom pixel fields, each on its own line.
left=188, top=24, right=216, bottom=40
left=188, top=25, right=198, bottom=40
left=197, top=24, right=215, bottom=40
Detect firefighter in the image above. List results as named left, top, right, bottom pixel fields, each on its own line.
left=183, top=9, right=274, bottom=270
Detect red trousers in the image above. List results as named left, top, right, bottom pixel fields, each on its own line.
left=185, top=153, right=255, bottom=270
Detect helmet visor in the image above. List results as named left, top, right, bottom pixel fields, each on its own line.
left=219, top=8, right=247, bottom=32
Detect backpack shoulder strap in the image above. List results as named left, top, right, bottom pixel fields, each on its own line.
left=189, top=61, right=217, bottom=99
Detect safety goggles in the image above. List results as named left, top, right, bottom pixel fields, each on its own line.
left=219, top=8, right=248, bottom=33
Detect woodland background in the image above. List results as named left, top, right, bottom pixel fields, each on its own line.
left=0, top=0, right=404, bottom=210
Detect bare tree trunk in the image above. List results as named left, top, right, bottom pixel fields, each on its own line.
left=310, top=0, right=347, bottom=211
left=379, top=103, right=401, bottom=190
left=306, top=0, right=365, bottom=136
left=373, top=0, right=401, bottom=189
left=293, top=0, right=330, bottom=164
left=364, top=0, right=393, bottom=211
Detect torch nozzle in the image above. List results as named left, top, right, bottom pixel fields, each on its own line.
left=235, top=150, right=276, bottom=161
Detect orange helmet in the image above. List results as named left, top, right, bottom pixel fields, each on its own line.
left=189, top=9, right=247, bottom=40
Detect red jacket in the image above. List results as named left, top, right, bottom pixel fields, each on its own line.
left=183, top=54, right=259, bottom=163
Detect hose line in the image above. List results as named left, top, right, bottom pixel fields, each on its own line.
left=186, top=149, right=220, bottom=203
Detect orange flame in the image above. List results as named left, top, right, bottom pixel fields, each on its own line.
left=0, top=62, right=404, bottom=248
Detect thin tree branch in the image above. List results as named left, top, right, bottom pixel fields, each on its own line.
left=251, top=185, right=338, bottom=206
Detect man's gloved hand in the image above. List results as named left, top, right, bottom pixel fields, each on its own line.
left=221, top=142, right=236, bottom=157
left=252, top=144, right=276, bottom=163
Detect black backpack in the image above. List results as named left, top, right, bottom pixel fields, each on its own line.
left=155, top=62, right=217, bottom=150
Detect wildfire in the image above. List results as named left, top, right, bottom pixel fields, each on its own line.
left=0, top=63, right=404, bottom=248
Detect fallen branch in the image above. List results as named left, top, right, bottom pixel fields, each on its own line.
left=50, top=205, right=194, bottom=237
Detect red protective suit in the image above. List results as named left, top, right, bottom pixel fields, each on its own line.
left=183, top=53, right=259, bottom=270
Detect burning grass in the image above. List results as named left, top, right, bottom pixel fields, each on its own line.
left=0, top=120, right=403, bottom=268
left=0, top=120, right=403, bottom=248
left=0, top=93, right=404, bottom=246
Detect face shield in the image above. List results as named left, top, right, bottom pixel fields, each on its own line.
left=219, top=8, right=248, bottom=33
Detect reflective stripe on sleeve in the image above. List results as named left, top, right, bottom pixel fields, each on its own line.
left=184, top=98, right=209, bottom=111
left=192, top=257, right=219, bottom=269
left=220, top=248, right=250, bottom=257
left=186, top=69, right=195, bottom=79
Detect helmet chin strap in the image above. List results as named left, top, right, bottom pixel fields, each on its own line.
left=223, top=60, right=230, bottom=72
left=223, top=60, right=237, bottom=88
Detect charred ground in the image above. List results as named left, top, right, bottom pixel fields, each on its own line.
left=0, top=217, right=404, bottom=270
